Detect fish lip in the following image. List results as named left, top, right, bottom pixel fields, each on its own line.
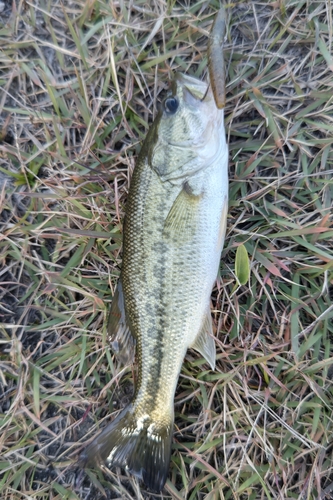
left=174, top=72, right=210, bottom=102
left=167, top=139, right=192, bottom=147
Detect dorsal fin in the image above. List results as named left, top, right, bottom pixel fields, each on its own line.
left=107, top=278, right=136, bottom=365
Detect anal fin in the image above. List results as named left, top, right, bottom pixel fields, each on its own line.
left=107, top=278, right=136, bottom=365
left=190, top=309, right=216, bottom=370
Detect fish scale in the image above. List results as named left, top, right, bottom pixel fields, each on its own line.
left=79, top=72, right=228, bottom=491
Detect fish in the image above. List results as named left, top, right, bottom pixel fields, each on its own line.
left=78, top=69, right=228, bottom=491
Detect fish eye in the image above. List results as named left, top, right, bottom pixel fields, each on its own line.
left=164, top=96, right=179, bottom=115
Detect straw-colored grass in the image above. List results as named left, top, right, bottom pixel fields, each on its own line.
left=1, top=1, right=332, bottom=498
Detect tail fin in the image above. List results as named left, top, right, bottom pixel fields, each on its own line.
left=78, top=405, right=173, bottom=492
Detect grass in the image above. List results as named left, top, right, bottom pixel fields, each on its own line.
left=0, top=0, right=333, bottom=498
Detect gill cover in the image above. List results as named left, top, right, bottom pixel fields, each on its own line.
left=150, top=73, right=223, bottom=182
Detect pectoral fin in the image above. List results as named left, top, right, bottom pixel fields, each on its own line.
left=190, top=310, right=216, bottom=370
left=164, top=183, right=201, bottom=243
left=107, top=278, right=136, bottom=365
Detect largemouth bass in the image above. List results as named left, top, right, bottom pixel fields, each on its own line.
left=79, top=72, right=228, bottom=491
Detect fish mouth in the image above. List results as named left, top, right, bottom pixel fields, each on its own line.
left=174, top=72, right=211, bottom=103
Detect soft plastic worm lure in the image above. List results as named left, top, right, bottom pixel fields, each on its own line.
left=208, top=8, right=226, bottom=109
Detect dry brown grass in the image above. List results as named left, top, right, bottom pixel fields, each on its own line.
left=0, top=0, right=333, bottom=499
